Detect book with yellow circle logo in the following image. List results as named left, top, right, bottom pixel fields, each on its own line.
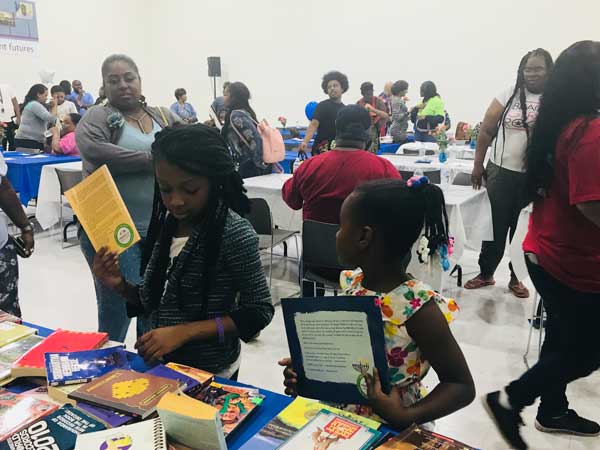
left=65, top=164, right=141, bottom=254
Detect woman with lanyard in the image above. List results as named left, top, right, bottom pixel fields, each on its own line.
left=466, top=49, right=553, bottom=298
left=76, top=54, right=180, bottom=343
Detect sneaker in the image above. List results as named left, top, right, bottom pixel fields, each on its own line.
left=483, top=391, right=528, bottom=450
left=536, top=409, right=600, bottom=437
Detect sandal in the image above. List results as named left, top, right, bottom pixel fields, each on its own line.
left=464, top=275, right=496, bottom=290
left=509, top=281, right=530, bottom=299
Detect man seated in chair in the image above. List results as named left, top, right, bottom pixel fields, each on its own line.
left=282, top=104, right=400, bottom=225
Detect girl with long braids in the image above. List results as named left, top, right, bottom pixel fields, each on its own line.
left=485, top=41, right=600, bottom=450
left=280, top=178, right=475, bottom=430
left=92, top=124, right=274, bottom=379
left=466, top=49, right=553, bottom=298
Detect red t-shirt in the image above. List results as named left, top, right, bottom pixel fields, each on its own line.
left=523, top=117, right=600, bottom=293
left=282, top=149, right=401, bottom=224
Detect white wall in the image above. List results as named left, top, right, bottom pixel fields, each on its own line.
left=0, top=0, right=145, bottom=104
left=2, top=0, right=599, bottom=127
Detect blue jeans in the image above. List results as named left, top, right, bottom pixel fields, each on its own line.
left=79, top=229, right=147, bottom=342
left=413, top=129, right=437, bottom=143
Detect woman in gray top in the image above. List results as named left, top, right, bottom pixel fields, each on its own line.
left=389, top=80, right=410, bottom=144
left=76, top=54, right=180, bottom=343
left=14, top=84, right=58, bottom=153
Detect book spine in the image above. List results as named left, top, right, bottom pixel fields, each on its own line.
left=68, top=394, right=143, bottom=419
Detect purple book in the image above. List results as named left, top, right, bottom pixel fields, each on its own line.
left=146, top=364, right=202, bottom=395
left=76, top=402, right=134, bottom=428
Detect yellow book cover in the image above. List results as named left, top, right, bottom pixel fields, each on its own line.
left=65, top=164, right=140, bottom=254
left=157, top=392, right=227, bottom=450
left=0, top=322, right=37, bottom=348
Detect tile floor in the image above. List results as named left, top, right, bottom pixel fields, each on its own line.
left=17, top=226, right=600, bottom=450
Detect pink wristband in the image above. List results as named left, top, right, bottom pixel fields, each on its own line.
left=215, top=316, right=225, bottom=345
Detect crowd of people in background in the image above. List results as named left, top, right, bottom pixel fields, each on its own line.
left=0, top=39, right=599, bottom=450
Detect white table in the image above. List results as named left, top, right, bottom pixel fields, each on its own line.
left=380, top=154, right=475, bottom=183
left=35, top=161, right=82, bottom=230
left=245, top=173, right=493, bottom=292
left=243, top=173, right=492, bottom=258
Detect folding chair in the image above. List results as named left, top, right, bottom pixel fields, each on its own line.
left=55, top=168, right=82, bottom=248
left=245, top=198, right=299, bottom=287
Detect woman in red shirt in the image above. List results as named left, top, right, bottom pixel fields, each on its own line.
left=484, top=40, right=600, bottom=450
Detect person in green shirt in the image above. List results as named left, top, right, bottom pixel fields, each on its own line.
left=411, top=81, right=445, bottom=142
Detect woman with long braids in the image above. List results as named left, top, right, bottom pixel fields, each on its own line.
left=92, top=124, right=274, bottom=379
left=485, top=41, right=600, bottom=450
left=466, top=49, right=553, bottom=298
left=221, top=82, right=271, bottom=178
left=77, top=54, right=180, bottom=343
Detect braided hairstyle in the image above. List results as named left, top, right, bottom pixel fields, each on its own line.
left=526, top=41, right=600, bottom=197
left=350, top=179, right=449, bottom=263
left=493, top=49, right=554, bottom=165
left=142, top=124, right=250, bottom=313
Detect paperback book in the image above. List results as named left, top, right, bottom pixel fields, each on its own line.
left=0, top=322, right=36, bottom=348
left=194, top=382, right=264, bottom=439
left=45, top=346, right=129, bottom=386
left=376, top=424, right=479, bottom=449
left=0, top=405, right=105, bottom=450
left=68, top=369, right=180, bottom=419
left=0, top=388, right=59, bottom=441
left=11, top=330, right=108, bottom=378
left=278, top=410, right=381, bottom=450
left=238, top=396, right=380, bottom=450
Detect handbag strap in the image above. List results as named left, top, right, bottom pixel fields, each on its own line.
left=157, top=106, right=169, bottom=128
left=229, top=110, right=253, bottom=148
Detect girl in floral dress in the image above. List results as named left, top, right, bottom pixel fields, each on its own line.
left=281, top=177, right=475, bottom=431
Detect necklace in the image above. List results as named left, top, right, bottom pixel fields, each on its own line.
left=125, top=111, right=149, bottom=133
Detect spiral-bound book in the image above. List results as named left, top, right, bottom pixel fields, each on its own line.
left=74, top=417, right=167, bottom=450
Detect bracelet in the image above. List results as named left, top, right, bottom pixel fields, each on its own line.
left=215, top=316, right=225, bottom=345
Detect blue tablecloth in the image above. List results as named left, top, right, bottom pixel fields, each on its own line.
left=14, top=322, right=294, bottom=450
left=3, top=153, right=81, bottom=204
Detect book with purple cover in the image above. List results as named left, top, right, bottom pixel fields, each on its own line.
left=146, top=364, right=202, bottom=396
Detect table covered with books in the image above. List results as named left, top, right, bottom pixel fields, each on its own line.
left=0, top=320, right=402, bottom=450
left=1, top=152, right=81, bottom=205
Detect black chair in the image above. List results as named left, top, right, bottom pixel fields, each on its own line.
left=301, top=220, right=353, bottom=296
left=246, top=198, right=299, bottom=287
left=55, top=168, right=82, bottom=248
left=423, top=170, right=441, bottom=184
left=403, top=148, right=436, bottom=156
left=400, top=170, right=414, bottom=180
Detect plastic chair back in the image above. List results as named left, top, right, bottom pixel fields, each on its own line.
left=246, top=198, right=273, bottom=236
left=400, top=170, right=414, bottom=180
left=452, top=172, right=471, bottom=186
left=302, top=220, right=344, bottom=270
left=55, top=168, right=82, bottom=195
left=423, top=170, right=441, bottom=184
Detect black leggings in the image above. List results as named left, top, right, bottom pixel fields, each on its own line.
left=506, top=257, right=600, bottom=418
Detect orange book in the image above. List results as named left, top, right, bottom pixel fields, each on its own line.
left=68, top=369, right=180, bottom=419
left=11, top=329, right=108, bottom=378
left=165, top=362, right=214, bottom=388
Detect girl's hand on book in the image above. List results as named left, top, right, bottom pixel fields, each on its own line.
left=135, top=325, right=188, bottom=363
left=278, top=357, right=298, bottom=396
left=92, top=247, right=124, bottom=290
left=365, top=368, right=411, bottom=427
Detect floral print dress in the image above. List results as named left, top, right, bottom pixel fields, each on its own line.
left=336, top=268, right=459, bottom=426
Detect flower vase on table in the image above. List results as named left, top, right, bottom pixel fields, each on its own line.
left=431, top=124, right=449, bottom=163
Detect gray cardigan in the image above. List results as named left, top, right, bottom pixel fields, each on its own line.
left=75, top=104, right=181, bottom=178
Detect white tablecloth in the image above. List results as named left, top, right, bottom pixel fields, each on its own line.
left=380, top=154, right=475, bottom=183
left=35, top=161, right=83, bottom=230
left=243, top=173, right=492, bottom=259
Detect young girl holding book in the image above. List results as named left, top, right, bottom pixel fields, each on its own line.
left=280, top=177, right=475, bottom=429
left=93, top=124, right=274, bottom=379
